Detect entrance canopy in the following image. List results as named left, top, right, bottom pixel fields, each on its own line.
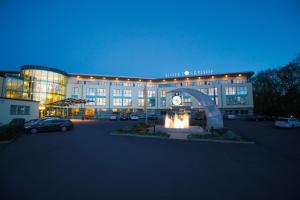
left=46, top=98, right=94, bottom=107
left=168, top=88, right=224, bottom=129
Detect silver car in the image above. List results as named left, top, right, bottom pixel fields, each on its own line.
left=274, top=117, right=300, bottom=128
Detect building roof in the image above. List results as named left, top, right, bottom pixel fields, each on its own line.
left=1, top=65, right=255, bottom=81
left=21, top=65, right=68, bottom=76
left=0, top=70, right=20, bottom=77
left=69, top=71, right=255, bottom=82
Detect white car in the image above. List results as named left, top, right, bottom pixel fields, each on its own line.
left=224, top=113, right=236, bottom=120
left=109, top=115, right=118, bottom=120
left=129, top=115, right=139, bottom=120
left=274, top=117, right=300, bottom=128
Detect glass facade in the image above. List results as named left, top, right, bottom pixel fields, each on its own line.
left=21, top=67, right=67, bottom=106
left=4, top=75, right=24, bottom=99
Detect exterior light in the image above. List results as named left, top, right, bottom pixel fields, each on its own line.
left=174, top=78, right=177, bottom=81
left=127, top=78, right=130, bottom=81
left=198, top=77, right=201, bottom=79
left=139, top=79, right=142, bottom=82
left=238, top=74, right=242, bottom=77
left=103, top=77, right=106, bottom=79
left=225, top=75, right=228, bottom=78
left=211, top=76, right=215, bottom=79
left=90, top=76, right=94, bottom=79
left=115, top=78, right=118, bottom=80
left=77, top=75, right=80, bottom=79
left=163, top=80, right=166, bottom=82
left=149, top=80, right=152, bottom=82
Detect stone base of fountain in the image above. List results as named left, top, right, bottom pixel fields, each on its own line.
left=149, top=125, right=205, bottom=135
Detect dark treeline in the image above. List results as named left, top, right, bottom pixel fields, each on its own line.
left=252, top=55, right=300, bottom=117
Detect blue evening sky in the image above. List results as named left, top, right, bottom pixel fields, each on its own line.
left=0, top=0, right=299, bottom=78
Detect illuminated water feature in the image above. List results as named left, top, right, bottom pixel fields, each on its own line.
left=151, top=112, right=204, bottom=135
left=164, top=113, right=189, bottom=128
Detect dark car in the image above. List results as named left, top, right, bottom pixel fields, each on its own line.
left=148, top=115, right=158, bottom=120
left=25, top=119, right=74, bottom=134
left=24, top=119, right=40, bottom=126
left=0, top=118, right=25, bottom=141
left=120, top=114, right=129, bottom=120
left=247, top=114, right=265, bottom=121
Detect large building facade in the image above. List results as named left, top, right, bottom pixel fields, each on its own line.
left=0, top=65, right=254, bottom=118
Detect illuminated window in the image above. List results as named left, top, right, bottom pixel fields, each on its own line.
left=96, top=98, right=106, bottom=106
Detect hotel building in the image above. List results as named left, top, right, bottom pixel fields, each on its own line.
left=0, top=65, right=254, bottom=118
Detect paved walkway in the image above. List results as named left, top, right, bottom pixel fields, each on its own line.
left=169, top=132, right=189, bottom=140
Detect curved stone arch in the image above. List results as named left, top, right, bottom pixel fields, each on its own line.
left=167, top=88, right=224, bottom=129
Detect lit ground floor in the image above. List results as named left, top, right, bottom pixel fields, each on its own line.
left=0, top=119, right=299, bottom=200
left=42, top=106, right=253, bottom=119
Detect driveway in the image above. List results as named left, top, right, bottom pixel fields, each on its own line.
left=0, top=119, right=299, bottom=200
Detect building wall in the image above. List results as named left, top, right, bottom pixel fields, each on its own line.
left=0, top=98, right=39, bottom=125
left=66, top=76, right=254, bottom=115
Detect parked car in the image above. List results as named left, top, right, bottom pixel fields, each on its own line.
left=129, top=114, right=139, bottom=120
left=42, top=116, right=62, bottom=120
left=120, top=114, right=129, bottom=120
left=109, top=115, right=118, bottom=120
left=0, top=118, right=25, bottom=140
left=24, top=119, right=40, bottom=126
left=224, top=113, right=236, bottom=120
left=148, top=115, right=158, bottom=120
left=247, top=114, right=265, bottom=121
left=274, top=117, right=300, bottom=128
left=25, top=119, right=74, bottom=134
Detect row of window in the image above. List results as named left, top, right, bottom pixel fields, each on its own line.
left=225, top=86, right=247, bottom=95
left=75, top=79, right=247, bottom=87
left=72, top=87, right=248, bottom=98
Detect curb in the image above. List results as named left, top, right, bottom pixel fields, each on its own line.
left=188, top=138, right=255, bottom=144
left=110, top=132, right=170, bottom=139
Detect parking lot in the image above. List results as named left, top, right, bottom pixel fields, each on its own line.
left=0, top=119, right=299, bottom=200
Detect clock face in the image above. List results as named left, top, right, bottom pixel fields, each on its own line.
left=172, top=96, right=182, bottom=106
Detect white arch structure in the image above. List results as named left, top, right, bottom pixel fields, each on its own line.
left=168, top=88, right=224, bottom=129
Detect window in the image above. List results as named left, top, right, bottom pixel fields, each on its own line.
left=208, top=87, right=218, bottom=96
left=237, top=86, right=247, bottom=95
left=160, top=90, right=166, bottom=98
left=113, top=98, right=122, bottom=106
left=111, top=82, right=124, bottom=86
left=226, top=96, right=248, bottom=105
left=233, top=79, right=246, bottom=84
left=124, top=82, right=134, bottom=87
left=72, top=87, right=79, bottom=95
left=225, top=87, right=236, bottom=95
left=96, top=98, right=106, bottom=106
left=86, top=88, right=96, bottom=96
left=138, top=99, right=144, bottom=107
left=96, top=88, right=106, bottom=96
left=123, top=98, right=132, bottom=106
left=113, top=89, right=122, bottom=97
left=10, top=105, right=30, bottom=115
left=138, top=90, right=144, bottom=98
left=148, top=90, right=155, bottom=97
left=86, top=97, right=95, bottom=105
left=160, top=99, right=166, bottom=107
left=123, top=90, right=132, bottom=97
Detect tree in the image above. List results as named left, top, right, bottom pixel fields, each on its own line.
left=252, top=55, right=300, bottom=117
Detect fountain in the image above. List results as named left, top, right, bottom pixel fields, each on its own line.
left=164, top=113, right=189, bottom=129
left=151, top=111, right=204, bottom=135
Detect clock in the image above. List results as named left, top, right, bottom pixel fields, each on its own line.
left=172, top=96, right=182, bottom=106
